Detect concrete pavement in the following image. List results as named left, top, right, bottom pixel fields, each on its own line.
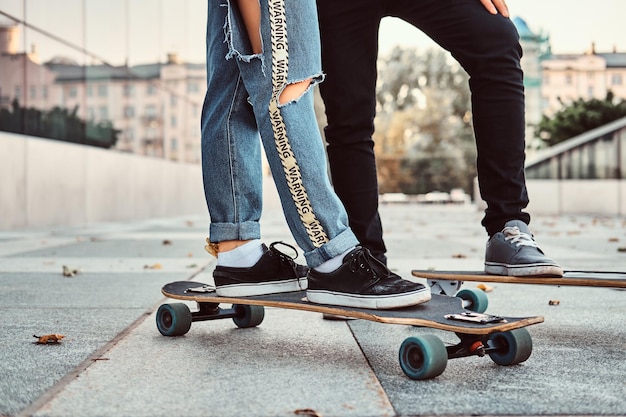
left=1, top=195, right=625, bottom=416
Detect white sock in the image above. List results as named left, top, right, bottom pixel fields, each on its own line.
left=217, top=239, right=264, bottom=268
left=313, top=247, right=355, bottom=273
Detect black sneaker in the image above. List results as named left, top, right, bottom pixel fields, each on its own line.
left=214, top=242, right=308, bottom=297
left=485, top=220, right=563, bottom=277
left=306, top=247, right=431, bottom=309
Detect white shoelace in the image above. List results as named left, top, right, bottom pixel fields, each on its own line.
left=502, top=226, right=538, bottom=248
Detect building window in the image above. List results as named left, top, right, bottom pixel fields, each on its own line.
left=612, top=73, right=623, bottom=86
left=171, top=115, right=177, bottom=127
left=187, top=82, right=199, bottom=93
left=124, top=106, right=135, bottom=118
left=145, top=104, right=157, bottom=117
left=68, top=86, right=78, bottom=98
left=147, top=83, right=157, bottom=95
left=42, top=86, right=48, bottom=99
left=565, top=74, right=573, bottom=85
left=99, top=106, right=108, bottom=120
left=98, top=84, right=108, bottom=97
left=124, top=84, right=135, bottom=97
left=30, top=85, right=36, bottom=99
left=87, top=84, right=93, bottom=97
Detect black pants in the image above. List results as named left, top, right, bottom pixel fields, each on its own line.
left=317, top=0, right=531, bottom=263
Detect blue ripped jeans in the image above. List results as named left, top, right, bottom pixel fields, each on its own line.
left=201, top=0, right=358, bottom=267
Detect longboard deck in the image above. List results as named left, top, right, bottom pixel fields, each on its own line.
left=411, top=270, right=626, bottom=288
left=162, top=281, right=543, bottom=335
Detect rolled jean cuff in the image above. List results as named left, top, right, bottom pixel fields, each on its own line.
left=304, top=229, right=359, bottom=268
left=208, top=221, right=261, bottom=243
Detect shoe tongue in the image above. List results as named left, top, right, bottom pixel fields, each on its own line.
left=504, top=220, right=531, bottom=235
left=503, top=227, right=521, bottom=237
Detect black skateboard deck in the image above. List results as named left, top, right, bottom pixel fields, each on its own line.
left=157, top=281, right=543, bottom=380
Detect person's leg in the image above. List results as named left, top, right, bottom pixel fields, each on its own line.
left=219, top=0, right=430, bottom=307
left=391, top=0, right=528, bottom=234
left=202, top=0, right=310, bottom=296
left=391, top=0, right=561, bottom=276
left=316, top=0, right=388, bottom=263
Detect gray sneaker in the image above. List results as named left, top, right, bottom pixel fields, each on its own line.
left=485, top=220, right=563, bottom=277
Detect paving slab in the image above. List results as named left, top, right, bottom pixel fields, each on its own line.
left=1, top=200, right=625, bottom=417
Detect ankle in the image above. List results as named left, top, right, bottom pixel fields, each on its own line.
left=218, top=240, right=253, bottom=253
left=217, top=239, right=264, bottom=268
left=313, top=247, right=356, bottom=273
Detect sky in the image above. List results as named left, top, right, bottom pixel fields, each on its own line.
left=378, top=0, right=626, bottom=55
left=0, top=0, right=624, bottom=65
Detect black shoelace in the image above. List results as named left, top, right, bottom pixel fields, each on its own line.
left=348, top=247, right=390, bottom=279
left=268, top=241, right=302, bottom=275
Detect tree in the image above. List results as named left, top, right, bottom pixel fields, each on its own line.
left=0, top=99, right=119, bottom=148
left=535, top=91, right=626, bottom=147
left=373, top=47, right=476, bottom=194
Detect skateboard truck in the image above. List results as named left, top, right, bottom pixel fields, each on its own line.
left=428, top=279, right=463, bottom=296
left=445, top=311, right=505, bottom=324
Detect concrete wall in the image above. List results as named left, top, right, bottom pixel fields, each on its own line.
left=0, top=132, right=207, bottom=230
left=474, top=177, right=625, bottom=216
left=526, top=179, right=625, bottom=216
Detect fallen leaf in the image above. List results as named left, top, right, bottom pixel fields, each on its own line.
left=162, top=240, right=172, bottom=245
left=33, top=334, right=65, bottom=344
left=294, top=409, right=322, bottom=417
left=477, top=283, right=493, bottom=293
left=549, top=300, right=560, bottom=306
left=451, top=253, right=467, bottom=259
left=617, top=247, right=626, bottom=253
left=144, top=263, right=163, bottom=270
left=62, top=265, right=81, bottom=277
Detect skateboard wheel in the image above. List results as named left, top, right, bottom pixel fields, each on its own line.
left=456, top=288, right=489, bottom=313
left=156, top=303, right=192, bottom=336
left=399, top=335, right=448, bottom=380
left=488, top=328, right=533, bottom=366
left=232, top=304, right=265, bottom=328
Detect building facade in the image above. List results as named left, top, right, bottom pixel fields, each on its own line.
left=1, top=14, right=205, bottom=163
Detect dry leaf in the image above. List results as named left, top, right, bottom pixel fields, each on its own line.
left=549, top=300, right=560, bottom=306
left=62, top=265, right=81, bottom=277
left=294, top=409, right=322, bottom=417
left=477, top=283, right=494, bottom=293
left=33, top=334, right=65, bottom=344
left=144, top=263, right=162, bottom=270
left=451, top=253, right=467, bottom=259
left=162, top=240, right=172, bottom=245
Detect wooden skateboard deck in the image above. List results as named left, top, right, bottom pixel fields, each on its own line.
left=412, top=270, right=626, bottom=288
left=157, top=281, right=543, bottom=380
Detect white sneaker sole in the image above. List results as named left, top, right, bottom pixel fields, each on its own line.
left=216, top=277, right=307, bottom=297
left=306, top=288, right=431, bottom=310
left=485, top=263, right=563, bottom=277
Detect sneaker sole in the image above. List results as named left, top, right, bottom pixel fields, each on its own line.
left=484, top=263, right=563, bottom=277
left=306, top=288, right=431, bottom=310
left=216, top=277, right=307, bottom=297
